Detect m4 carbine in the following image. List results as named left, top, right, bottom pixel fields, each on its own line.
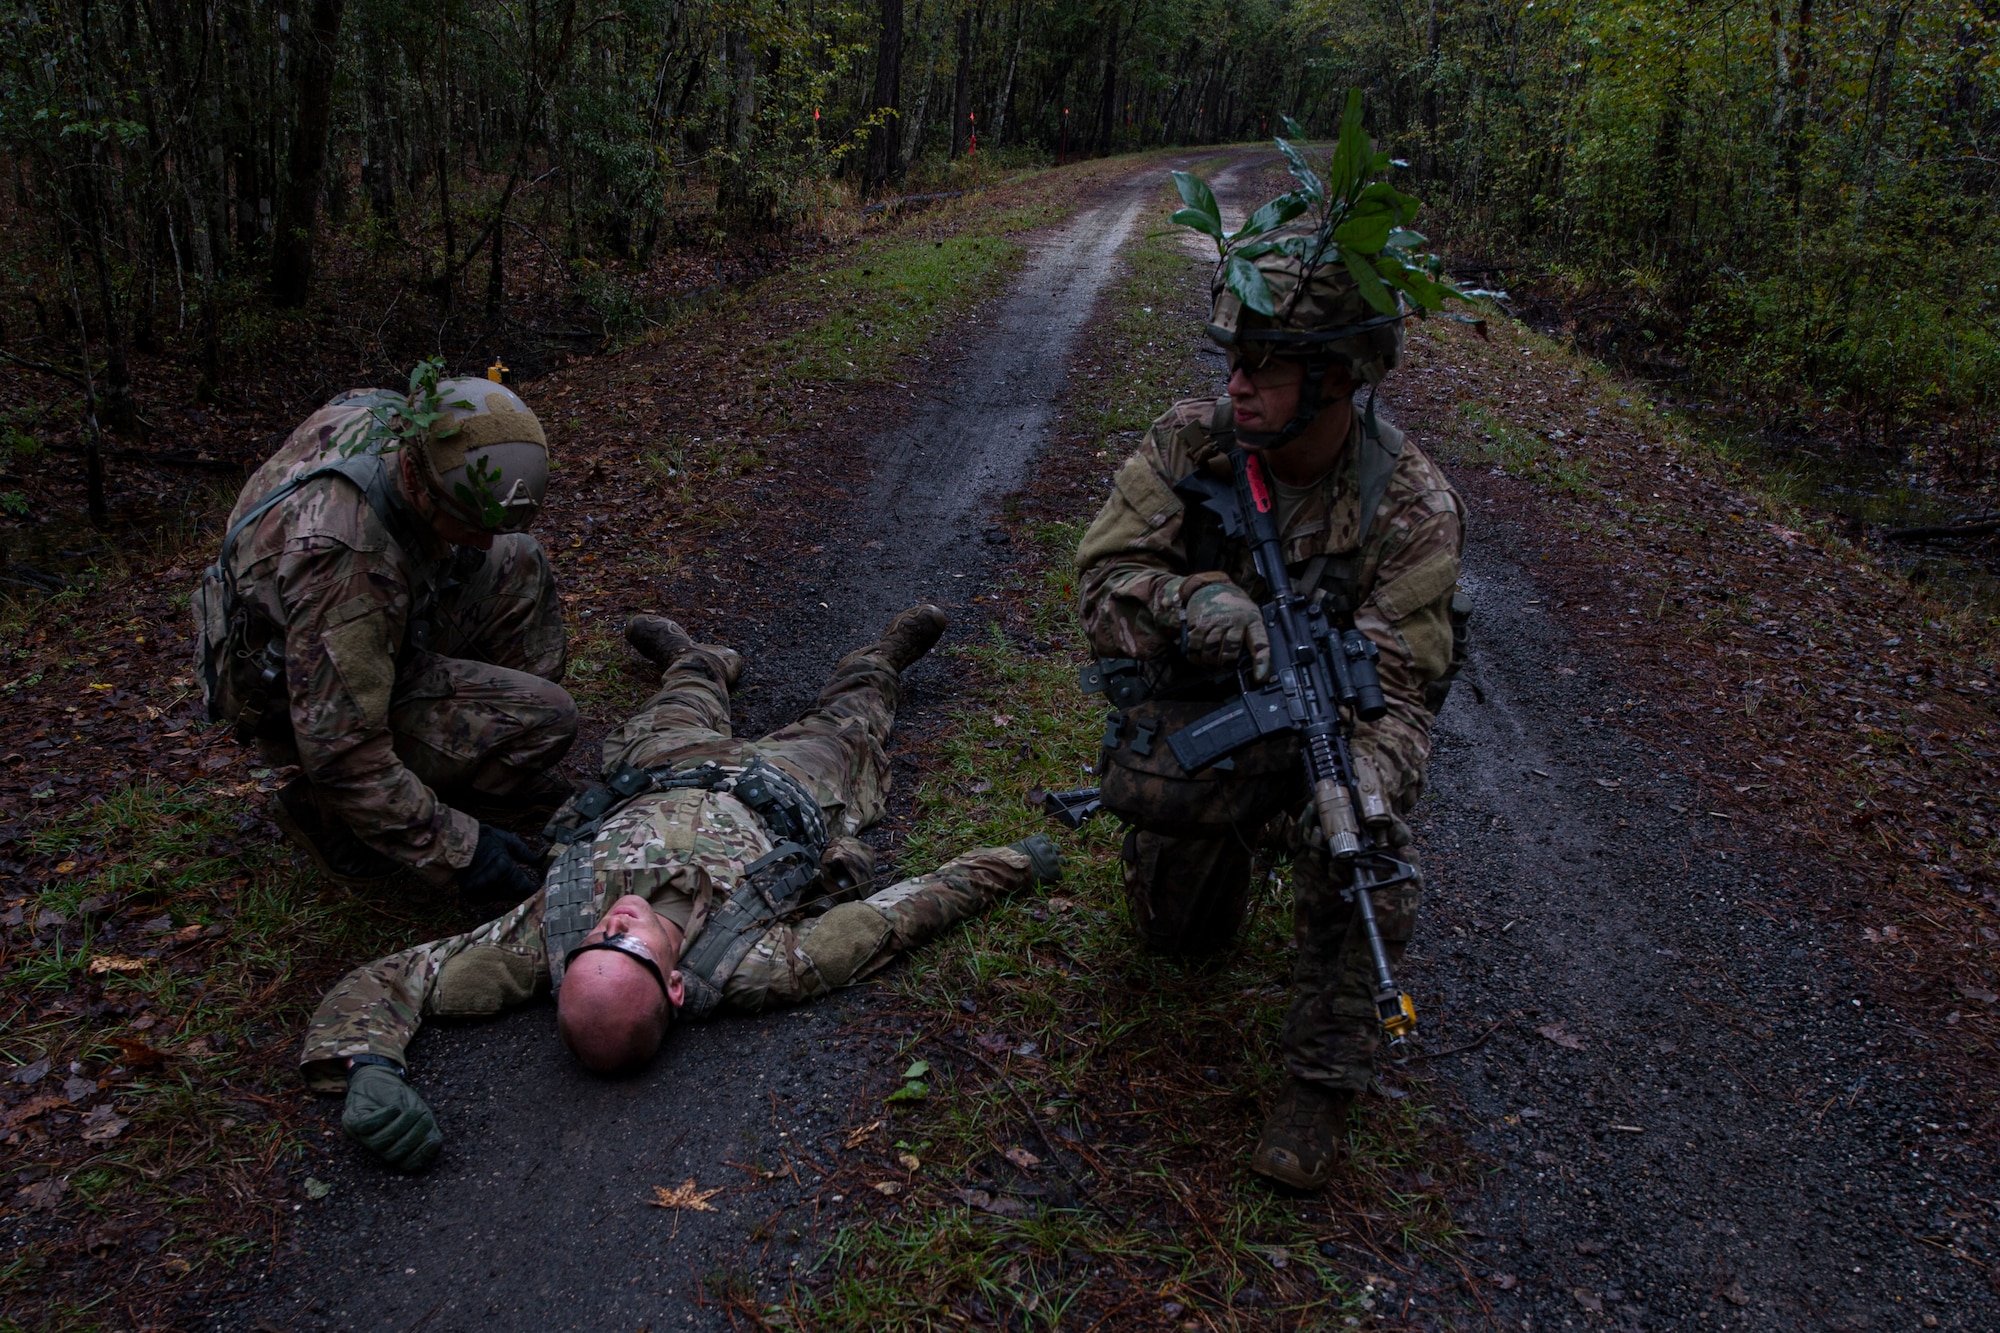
left=1164, top=446, right=1418, bottom=1040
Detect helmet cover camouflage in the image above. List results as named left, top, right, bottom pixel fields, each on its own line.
left=420, top=379, right=550, bottom=533
left=1207, top=248, right=1406, bottom=386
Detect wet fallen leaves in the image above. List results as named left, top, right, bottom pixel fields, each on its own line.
left=649, top=1179, right=723, bottom=1212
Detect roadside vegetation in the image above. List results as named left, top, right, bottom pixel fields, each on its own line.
left=1398, top=313, right=2000, bottom=1112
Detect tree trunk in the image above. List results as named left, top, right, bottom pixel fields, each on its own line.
left=1095, top=8, right=1121, bottom=153
left=863, top=0, right=905, bottom=195
left=1423, top=0, right=1440, bottom=179
left=485, top=208, right=507, bottom=322
left=951, top=9, right=972, bottom=158
left=993, top=26, right=1022, bottom=146
left=1851, top=3, right=1904, bottom=235
left=363, top=37, right=398, bottom=226
left=271, top=0, right=348, bottom=307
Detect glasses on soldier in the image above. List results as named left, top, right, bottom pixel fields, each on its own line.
left=564, top=932, right=672, bottom=1003
left=1226, top=346, right=1304, bottom=384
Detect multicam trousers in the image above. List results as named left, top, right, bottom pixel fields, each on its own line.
left=1122, top=824, right=1421, bottom=1093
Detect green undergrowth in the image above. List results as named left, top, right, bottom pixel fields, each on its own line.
left=3, top=783, right=461, bottom=1317
left=781, top=171, right=1480, bottom=1333
left=1455, top=402, right=1598, bottom=499
left=770, top=204, right=1060, bottom=386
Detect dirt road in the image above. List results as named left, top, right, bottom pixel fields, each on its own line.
left=234, top=167, right=1166, bottom=1333
left=1406, top=526, right=1993, bottom=1330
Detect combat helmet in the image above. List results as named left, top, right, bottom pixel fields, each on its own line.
left=1207, top=248, right=1406, bottom=449
left=417, top=379, right=549, bottom=533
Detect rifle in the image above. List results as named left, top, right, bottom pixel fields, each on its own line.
left=1053, top=446, right=1419, bottom=1043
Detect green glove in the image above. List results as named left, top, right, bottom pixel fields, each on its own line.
left=342, top=1062, right=442, bottom=1173
left=1181, top=578, right=1271, bottom=682
left=1007, top=834, right=1064, bottom=886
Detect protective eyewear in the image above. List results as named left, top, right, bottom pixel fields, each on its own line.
left=563, top=931, right=671, bottom=1003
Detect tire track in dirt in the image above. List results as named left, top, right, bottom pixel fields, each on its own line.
left=234, top=164, right=1179, bottom=1333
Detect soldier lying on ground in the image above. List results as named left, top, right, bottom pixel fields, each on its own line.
left=193, top=365, right=575, bottom=906
left=297, top=604, right=1062, bottom=1171
left=1075, top=249, right=1466, bottom=1190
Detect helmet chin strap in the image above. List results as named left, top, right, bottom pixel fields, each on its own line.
left=1235, top=356, right=1344, bottom=452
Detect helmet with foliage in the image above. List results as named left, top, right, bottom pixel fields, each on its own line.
left=1171, top=91, right=1495, bottom=450
left=1206, top=247, right=1407, bottom=386
left=419, top=378, right=549, bottom=534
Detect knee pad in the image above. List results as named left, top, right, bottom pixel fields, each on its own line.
left=800, top=902, right=894, bottom=988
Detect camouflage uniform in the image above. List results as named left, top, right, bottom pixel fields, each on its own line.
left=299, top=641, right=1035, bottom=1089
left=207, top=392, right=577, bottom=884
left=1075, top=396, right=1464, bottom=1092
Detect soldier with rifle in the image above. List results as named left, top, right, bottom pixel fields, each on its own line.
left=1072, top=231, right=1469, bottom=1189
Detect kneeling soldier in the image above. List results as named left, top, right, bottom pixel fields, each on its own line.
left=1074, top=250, right=1466, bottom=1189
left=299, top=605, right=1061, bottom=1172
left=193, top=366, right=577, bottom=905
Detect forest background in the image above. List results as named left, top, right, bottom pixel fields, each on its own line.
left=0, top=0, right=1996, bottom=538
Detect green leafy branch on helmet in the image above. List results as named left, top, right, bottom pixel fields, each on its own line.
left=1171, top=90, right=1498, bottom=327
left=332, top=356, right=475, bottom=460
left=453, top=454, right=511, bottom=530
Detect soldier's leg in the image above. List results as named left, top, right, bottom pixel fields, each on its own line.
left=1120, top=827, right=1253, bottom=956
left=430, top=534, right=568, bottom=682
left=598, top=647, right=740, bottom=773
left=722, top=846, right=1038, bottom=1011
left=386, top=655, right=579, bottom=801
left=747, top=605, right=944, bottom=836
left=1279, top=846, right=1423, bottom=1093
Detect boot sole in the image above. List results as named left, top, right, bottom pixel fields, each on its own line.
left=1249, top=1144, right=1335, bottom=1191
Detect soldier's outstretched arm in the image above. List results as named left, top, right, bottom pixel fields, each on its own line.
left=721, top=838, right=1063, bottom=1011
left=298, top=890, right=548, bottom=1091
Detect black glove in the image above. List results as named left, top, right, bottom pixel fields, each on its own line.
left=1007, top=834, right=1064, bottom=886
left=342, top=1062, right=442, bottom=1172
left=460, top=824, right=540, bottom=902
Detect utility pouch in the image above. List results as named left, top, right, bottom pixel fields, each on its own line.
left=190, top=565, right=238, bottom=722
left=1097, top=697, right=1303, bottom=838
left=1423, top=588, right=1475, bottom=716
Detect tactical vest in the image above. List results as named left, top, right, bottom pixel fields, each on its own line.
left=540, top=758, right=837, bottom=1019
left=191, top=420, right=463, bottom=739
left=1088, top=397, right=1472, bottom=722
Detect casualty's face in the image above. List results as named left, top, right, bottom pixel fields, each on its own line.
left=577, top=894, right=687, bottom=1011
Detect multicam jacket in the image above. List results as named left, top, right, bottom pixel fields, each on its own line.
left=200, top=393, right=481, bottom=880
left=1075, top=397, right=1466, bottom=812
left=297, top=780, right=1034, bottom=1090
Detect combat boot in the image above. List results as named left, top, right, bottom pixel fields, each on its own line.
left=1249, top=1079, right=1354, bottom=1190
left=872, top=603, right=949, bottom=672
left=271, top=777, right=406, bottom=894
left=625, top=615, right=743, bottom=687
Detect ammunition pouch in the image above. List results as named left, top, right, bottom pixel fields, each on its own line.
left=1422, top=589, right=1475, bottom=717
left=1097, top=697, right=1304, bottom=839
